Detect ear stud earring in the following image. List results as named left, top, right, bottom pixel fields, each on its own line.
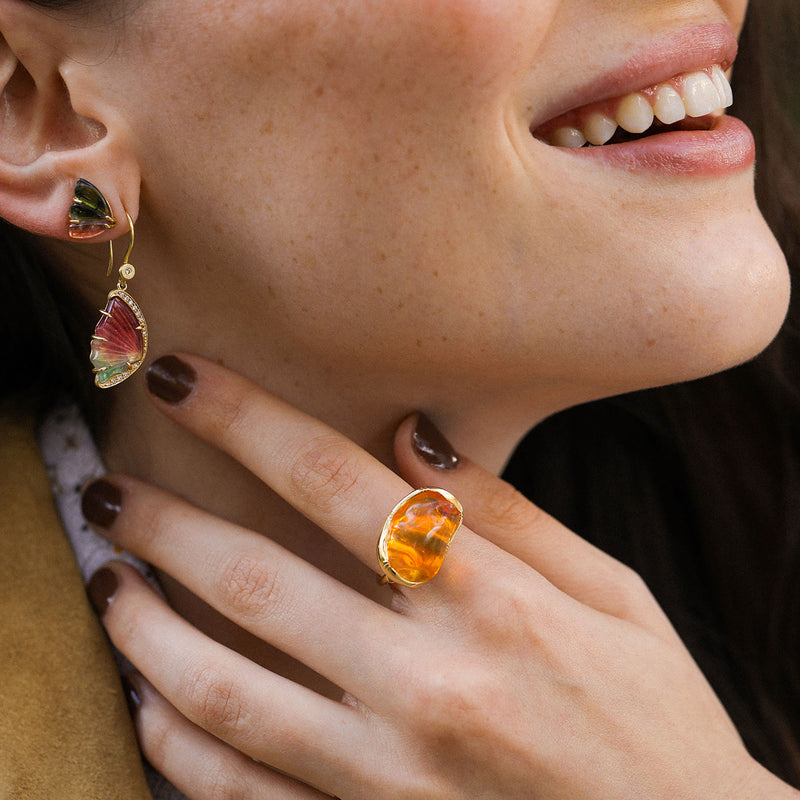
left=68, top=179, right=149, bottom=388
left=68, top=179, right=117, bottom=239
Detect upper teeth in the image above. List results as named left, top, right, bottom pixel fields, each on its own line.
left=545, top=65, right=733, bottom=148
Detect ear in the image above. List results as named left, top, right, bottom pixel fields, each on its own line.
left=0, top=1, right=139, bottom=241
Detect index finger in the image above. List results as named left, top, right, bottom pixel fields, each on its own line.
left=145, top=354, right=458, bottom=577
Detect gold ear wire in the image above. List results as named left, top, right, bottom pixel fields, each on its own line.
left=107, top=213, right=135, bottom=277
left=91, top=210, right=148, bottom=388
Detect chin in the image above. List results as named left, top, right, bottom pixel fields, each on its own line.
left=690, top=222, right=789, bottom=370
left=679, top=289, right=789, bottom=381
left=558, top=213, right=792, bottom=402
left=628, top=236, right=789, bottom=392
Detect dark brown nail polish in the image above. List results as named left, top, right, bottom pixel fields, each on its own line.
left=86, top=567, right=119, bottom=617
left=146, top=355, right=196, bottom=404
left=82, top=478, right=122, bottom=528
left=412, top=414, right=460, bottom=470
left=122, top=672, right=145, bottom=717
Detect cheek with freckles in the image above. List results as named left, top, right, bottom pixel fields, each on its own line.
left=514, top=158, right=789, bottom=389
left=124, top=1, right=557, bottom=339
left=121, top=0, right=785, bottom=398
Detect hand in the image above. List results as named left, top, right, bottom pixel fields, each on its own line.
left=83, top=354, right=793, bottom=799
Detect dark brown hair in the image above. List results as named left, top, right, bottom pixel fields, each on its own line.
left=506, top=1, right=800, bottom=785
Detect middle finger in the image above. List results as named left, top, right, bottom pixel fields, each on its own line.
left=83, top=475, right=417, bottom=702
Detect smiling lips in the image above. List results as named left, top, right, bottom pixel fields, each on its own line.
left=534, top=64, right=734, bottom=148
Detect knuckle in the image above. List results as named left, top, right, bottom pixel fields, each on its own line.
left=489, top=482, right=543, bottom=534
left=456, top=572, right=538, bottom=637
left=139, top=710, right=174, bottom=772
left=208, top=388, right=251, bottom=442
left=215, top=551, right=286, bottom=622
left=405, top=658, right=493, bottom=733
left=202, top=758, right=247, bottom=800
left=184, top=664, right=247, bottom=737
left=139, top=704, right=248, bottom=800
left=605, top=562, right=655, bottom=616
left=486, top=577, right=538, bottom=624
left=288, top=434, right=365, bottom=512
left=440, top=682, right=497, bottom=740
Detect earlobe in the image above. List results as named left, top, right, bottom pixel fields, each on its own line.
left=0, top=6, right=139, bottom=240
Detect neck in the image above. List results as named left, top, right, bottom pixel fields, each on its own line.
left=96, top=339, right=564, bottom=694
left=81, top=221, right=582, bottom=692
left=99, top=350, right=553, bottom=524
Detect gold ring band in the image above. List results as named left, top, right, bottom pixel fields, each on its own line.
left=377, top=488, right=463, bottom=586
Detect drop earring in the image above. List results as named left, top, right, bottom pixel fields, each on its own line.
left=68, top=179, right=148, bottom=388
left=89, top=214, right=148, bottom=388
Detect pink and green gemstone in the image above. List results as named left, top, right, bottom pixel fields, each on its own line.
left=90, top=290, right=148, bottom=388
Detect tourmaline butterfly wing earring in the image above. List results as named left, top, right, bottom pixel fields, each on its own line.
left=68, top=179, right=149, bottom=388
left=68, top=179, right=117, bottom=239
left=89, top=218, right=148, bottom=388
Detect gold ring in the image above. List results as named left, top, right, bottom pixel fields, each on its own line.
left=377, top=488, right=463, bottom=586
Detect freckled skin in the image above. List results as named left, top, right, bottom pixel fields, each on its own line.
left=67, top=0, right=786, bottom=437
left=22, top=4, right=791, bottom=779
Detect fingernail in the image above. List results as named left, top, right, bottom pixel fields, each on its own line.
left=86, top=566, right=119, bottom=617
left=412, top=414, right=460, bottom=470
left=122, top=672, right=145, bottom=717
left=82, top=478, right=122, bottom=528
left=146, top=355, right=196, bottom=403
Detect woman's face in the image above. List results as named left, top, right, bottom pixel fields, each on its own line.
left=87, top=0, right=786, bottom=405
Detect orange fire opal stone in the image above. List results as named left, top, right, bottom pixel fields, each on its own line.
left=379, top=489, right=463, bottom=585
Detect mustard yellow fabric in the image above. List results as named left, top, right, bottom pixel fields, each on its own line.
left=0, top=402, right=152, bottom=800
